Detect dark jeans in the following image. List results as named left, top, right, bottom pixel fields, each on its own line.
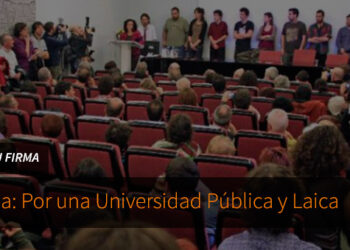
left=282, top=53, right=293, bottom=66
left=187, top=46, right=203, bottom=60
left=316, top=53, right=327, bottom=67
left=210, top=47, right=225, bottom=61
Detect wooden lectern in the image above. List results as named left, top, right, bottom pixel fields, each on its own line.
left=109, top=40, right=143, bottom=73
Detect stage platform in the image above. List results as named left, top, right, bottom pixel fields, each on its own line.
left=143, top=57, right=323, bottom=83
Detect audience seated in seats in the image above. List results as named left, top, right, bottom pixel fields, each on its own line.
left=292, top=126, right=350, bottom=250
left=295, top=70, right=312, bottom=88
left=105, top=97, right=124, bottom=119
left=168, top=62, right=182, bottom=81
left=206, top=135, right=236, bottom=155
left=104, top=60, right=118, bottom=72
left=0, top=221, right=35, bottom=249
left=152, top=113, right=201, bottom=158
left=20, top=81, right=37, bottom=94
left=322, top=66, right=345, bottom=84
left=66, top=224, right=179, bottom=250
left=105, top=122, right=132, bottom=163
left=259, top=87, right=276, bottom=98
left=258, top=146, right=291, bottom=167
left=203, top=69, right=216, bottom=83
left=72, top=158, right=106, bottom=186
left=228, top=89, right=261, bottom=121
left=239, top=70, right=257, bottom=86
left=152, top=157, right=217, bottom=247
left=54, top=81, right=76, bottom=98
left=292, top=85, right=326, bottom=122
left=178, top=88, right=198, bottom=106
left=41, top=114, right=64, bottom=152
left=0, top=94, right=19, bottom=109
left=38, top=67, right=56, bottom=86
left=267, top=109, right=296, bottom=149
left=140, top=77, right=163, bottom=98
left=218, top=163, right=320, bottom=250
left=147, top=100, right=164, bottom=121
left=264, top=66, right=279, bottom=81
left=134, top=61, right=149, bottom=79
left=272, top=96, right=294, bottom=113
left=212, top=74, right=226, bottom=94
left=233, top=68, right=245, bottom=79
left=176, top=77, right=191, bottom=92
left=314, top=78, right=328, bottom=93
left=97, top=75, right=114, bottom=98
left=212, top=104, right=237, bottom=139
left=0, top=110, right=7, bottom=139
left=328, top=96, right=347, bottom=121
left=274, top=75, right=290, bottom=89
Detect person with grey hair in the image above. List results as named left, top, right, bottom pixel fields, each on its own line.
left=267, top=108, right=296, bottom=148
left=213, top=104, right=237, bottom=139
left=176, top=77, right=191, bottom=92
left=0, top=33, right=21, bottom=82
left=264, top=66, right=279, bottom=81
left=274, top=75, right=290, bottom=89
left=0, top=94, right=19, bottom=109
left=105, top=97, right=124, bottom=119
left=134, top=61, right=149, bottom=79
left=38, top=67, right=56, bottom=86
left=168, top=62, right=182, bottom=81
left=328, top=96, right=347, bottom=119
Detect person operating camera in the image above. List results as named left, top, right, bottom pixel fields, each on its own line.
left=68, top=25, right=93, bottom=73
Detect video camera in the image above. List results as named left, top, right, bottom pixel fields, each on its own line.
left=85, top=17, right=96, bottom=34
left=58, top=17, right=68, bottom=33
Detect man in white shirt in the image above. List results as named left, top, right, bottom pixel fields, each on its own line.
left=138, top=13, right=157, bottom=41
left=0, top=34, right=21, bottom=81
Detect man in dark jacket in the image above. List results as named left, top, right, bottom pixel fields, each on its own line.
left=68, top=26, right=92, bottom=73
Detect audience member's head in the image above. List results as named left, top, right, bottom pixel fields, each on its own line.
left=213, top=104, right=232, bottom=127
left=0, top=94, right=18, bottom=109
left=328, top=96, right=347, bottom=116
left=38, top=67, right=53, bottom=83
left=274, top=75, right=290, bottom=89
left=176, top=77, right=191, bottom=92
left=111, top=70, right=124, bottom=88
left=212, top=74, right=226, bottom=93
left=73, top=158, right=106, bottom=179
left=104, top=61, right=117, bottom=72
left=147, top=100, right=164, bottom=121
left=272, top=97, right=294, bottom=112
left=233, top=68, right=245, bottom=79
left=20, top=81, right=37, bottom=93
left=135, top=62, right=148, bottom=79
left=41, top=114, right=64, bottom=138
left=206, top=135, right=236, bottom=156
left=0, top=34, right=14, bottom=50
left=140, top=77, right=157, bottom=91
left=295, top=70, right=310, bottom=83
left=239, top=71, right=257, bottom=86
left=105, top=122, right=132, bottom=153
left=204, top=69, right=216, bottom=83
left=267, top=109, right=289, bottom=133
left=0, top=110, right=7, bottom=137
left=77, top=68, right=91, bottom=85
left=98, top=75, right=114, bottom=96
left=314, top=78, right=328, bottom=93
left=168, top=63, right=182, bottom=81
left=233, top=89, right=251, bottom=109
left=14, top=22, right=28, bottom=38
left=264, top=67, right=279, bottom=81
left=166, top=114, right=193, bottom=145
left=293, top=126, right=350, bottom=177
left=259, top=87, right=275, bottom=98
left=259, top=147, right=291, bottom=167
left=54, top=81, right=75, bottom=97
left=331, top=67, right=345, bottom=83
left=105, top=98, right=124, bottom=118
left=178, top=88, right=198, bottom=106
left=295, top=85, right=312, bottom=102
left=166, top=157, right=199, bottom=195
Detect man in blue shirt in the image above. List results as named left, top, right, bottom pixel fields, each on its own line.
left=336, top=14, right=350, bottom=59
left=43, top=22, right=68, bottom=80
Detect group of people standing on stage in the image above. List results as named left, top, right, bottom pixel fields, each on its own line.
left=120, top=6, right=350, bottom=67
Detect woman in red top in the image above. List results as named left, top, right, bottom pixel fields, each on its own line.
left=0, top=57, right=9, bottom=87
left=120, top=19, right=144, bottom=70
left=257, top=12, right=276, bottom=50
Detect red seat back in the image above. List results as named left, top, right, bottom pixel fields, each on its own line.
left=226, top=78, right=240, bottom=87
left=124, top=79, right=141, bottom=89
left=251, top=97, right=273, bottom=123
left=201, top=94, right=224, bottom=115
left=231, top=109, right=258, bottom=130
left=157, top=81, right=177, bottom=91
left=257, top=79, right=274, bottom=89
left=44, top=95, right=82, bottom=120
left=292, top=49, right=316, bottom=67
left=227, top=85, right=258, bottom=96
left=62, top=76, right=77, bottom=83
left=288, top=113, right=309, bottom=138
left=125, top=101, right=149, bottom=120
left=11, top=92, right=42, bottom=114
left=192, top=83, right=215, bottom=98
left=129, top=120, right=166, bottom=146
left=95, top=70, right=109, bottom=77
left=259, top=50, right=282, bottom=65
left=30, top=110, right=75, bottom=143
left=76, top=115, right=120, bottom=142
left=161, top=91, right=179, bottom=112
left=235, top=130, right=287, bottom=161
left=2, top=109, right=29, bottom=135
left=275, top=88, right=295, bottom=99
left=192, top=125, right=223, bottom=151
left=326, top=54, right=349, bottom=68
left=84, top=98, right=107, bottom=116
left=154, top=73, right=169, bottom=82
left=124, top=71, right=136, bottom=79
left=124, top=89, right=155, bottom=102
left=88, top=87, right=100, bottom=98
left=33, top=81, right=52, bottom=99
left=311, top=91, right=335, bottom=104
left=327, top=83, right=340, bottom=95
left=169, top=105, right=209, bottom=125
left=185, top=75, right=206, bottom=84
left=73, top=84, right=87, bottom=103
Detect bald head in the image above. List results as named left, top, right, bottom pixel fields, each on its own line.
left=267, top=109, right=289, bottom=133
left=214, top=104, right=232, bottom=126
left=106, top=98, right=124, bottom=118
left=176, top=77, right=191, bottom=92
left=0, top=34, right=14, bottom=49
left=168, top=63, right=181, bottom=81
left=332, top=67, right=345, bottom=82
left=38, top=67, right=53, bottom=82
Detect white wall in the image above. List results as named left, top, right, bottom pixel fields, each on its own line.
left=36, top=0, right=127, bottom=69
